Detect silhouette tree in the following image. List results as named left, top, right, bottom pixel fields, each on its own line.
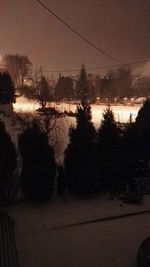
left=0, top=121, right=17, bottom=204
left=122, top=123, right=140, bottom=190
left=55, top=75, right=74, bottom=101
left=38, top=76, right=50, bottom=109
left=76, top=65, right=88, bottom=101
left=18, top=120, right=56, bottom=201
left=0, top=72, right=15, bottom=104
left=64, top=101, right=96, bottom=196
left=135, top=99, right=150, bottom=159
left=96, top=107, right=122, bottom=192
left=4, top=54, right=32, bottom=90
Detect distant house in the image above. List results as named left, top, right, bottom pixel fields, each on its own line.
left=100, top=76, right=120, bottom=100
left=87, top=74, right=101, bottom=100
left=70, top=73, right=101, bottom=101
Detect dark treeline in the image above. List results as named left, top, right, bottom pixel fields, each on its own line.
left=63, top=102, right=139, bottom=197
left=2, top=54, right=150, bottom=104
left=0, top=72, right=15, bottom=104
left=0, top=99, right=150, bottom=204
left=0, top=63, right=150, bottom=204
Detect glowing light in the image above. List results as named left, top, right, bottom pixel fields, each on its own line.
left=13, top=96, right=40, bottom=113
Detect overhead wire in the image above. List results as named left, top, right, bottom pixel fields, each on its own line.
left=35, top=0, right=125, bottom=64
left=37, top=58, right=150, bottom=74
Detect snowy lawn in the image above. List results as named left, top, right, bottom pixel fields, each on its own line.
left=13, top=96, right=141, bottom=125
left=12, top=97, right=142, bottom=163
left=8, top=195, right=150, bottom=267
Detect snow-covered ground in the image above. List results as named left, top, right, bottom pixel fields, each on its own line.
left=0, top=97, right=142, bottom=161
left=12, top=97, right=142, bottom=162
left=13, top=96, right=40, bottom=113
left=13, top=96, right=142, bottom=125
left=9, top=195, right=150, bottom=267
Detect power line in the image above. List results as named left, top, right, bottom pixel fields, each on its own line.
left=126, top=58, right=150, bottom=67
left=35, top=0, right=125, bottom=64
left=38, top=58, right=150, bottom=73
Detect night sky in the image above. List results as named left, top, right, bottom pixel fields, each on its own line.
left=0, top=0, right=150, bottom=77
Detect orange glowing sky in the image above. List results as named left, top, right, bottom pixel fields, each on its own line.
left=0, top=0, right=150, bottom=78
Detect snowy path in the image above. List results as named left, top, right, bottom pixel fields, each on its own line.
left=13, top=212, right=150, bottom=267
left=9, top=195, right=150, bottom=267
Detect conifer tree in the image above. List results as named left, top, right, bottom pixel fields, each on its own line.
left=55, top=75, right=74, bottom=101
left=38, top=76, right=49, bottom=109
left=96, top=107, right=122, bottom=192
left=18, top=120, right=56, bottom=201
left=64, top=101, right=96, bottom=196
left=0, top=72, right=15, bottom=104
left=122, top=122, right=139, bottom=189
left=135, top=99, right=150, bottom=159
left=76, top=65, right=88, bottom=101
left=131, top=99, right=150, bottom=188
left=0, top=121, right=17, bottom=204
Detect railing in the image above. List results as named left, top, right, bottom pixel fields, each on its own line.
left=0, top=211, right=19, bottom=267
